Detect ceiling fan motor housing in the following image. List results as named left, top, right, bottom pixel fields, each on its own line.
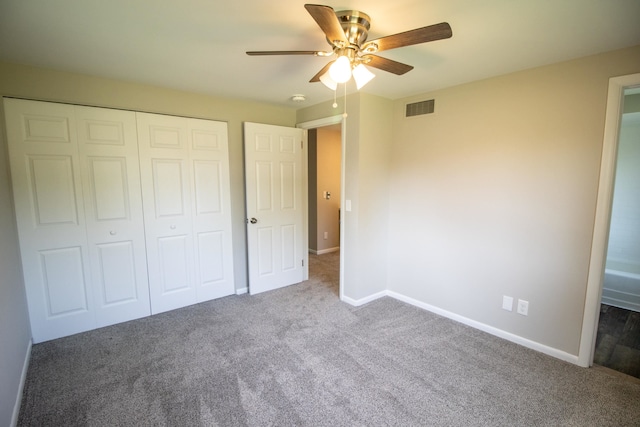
left=335, top=10, right=371, bottom=47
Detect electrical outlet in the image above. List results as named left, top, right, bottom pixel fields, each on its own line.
left=517, top=299, right=529, bottom=316
left=502, top=296, right=513, bottom=311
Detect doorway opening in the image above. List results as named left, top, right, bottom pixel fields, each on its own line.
left=579, top=73, right=640, bottom=371
left=592, top=87, right=640, bottom=378
left=307, top=125, right=342, bottom=296
left=298, top=115, right=345, bottom=301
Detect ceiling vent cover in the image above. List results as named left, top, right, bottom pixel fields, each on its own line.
left=406, top=99, right=435, bottom=117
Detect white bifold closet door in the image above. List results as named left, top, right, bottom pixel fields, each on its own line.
left=136, top=112, right=235, bottom=314
left=4, top=98, right=151, bottom=342
left=5, top=99, right=235, bottom=343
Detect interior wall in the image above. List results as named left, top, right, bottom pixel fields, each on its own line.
left=297, top=92, right=393, bottom=301
left=0, top=99, right=31, bottom=427
left=315, top=126, right=341, bottom=252
left=0, top=61, right=297, bottom=294
left=386, top=45, right=640, bottom=356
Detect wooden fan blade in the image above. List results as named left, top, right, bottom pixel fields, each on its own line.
left=246, top=50, right=324, bottom=56
left=364, top=55, right=414, bottom=75
left=365, top=22, right=452, bottom=52
left=310, top=61, right=334, bottom=82
left=304, top=4, right=348, bottom=45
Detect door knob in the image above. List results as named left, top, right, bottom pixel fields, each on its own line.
left=250, top=218, right=258, bottom=224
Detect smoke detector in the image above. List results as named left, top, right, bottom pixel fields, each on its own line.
left=291, top=94, right=306, bottom=103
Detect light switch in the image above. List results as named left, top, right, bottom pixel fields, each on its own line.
left=345, top=199, right=352, bottom=211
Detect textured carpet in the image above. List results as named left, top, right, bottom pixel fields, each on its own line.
left=18, top=251, right=640, bottom=426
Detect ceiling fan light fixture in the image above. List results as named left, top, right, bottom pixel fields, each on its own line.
left=328, top=55, right=352, bottom=83
left=352, top=64, right=375, bottom=89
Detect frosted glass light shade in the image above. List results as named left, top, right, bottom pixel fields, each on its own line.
left=329, top=56, right=352, bottom=83
left=352, top=64, right=375, bottom=89
left=319, top=72, right=338, bottom=90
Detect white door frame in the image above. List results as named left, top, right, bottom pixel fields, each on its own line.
left=297, top=114, right=346, bottom=300
left=578, top=72, right=640, bottom=367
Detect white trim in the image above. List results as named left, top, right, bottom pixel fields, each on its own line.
left=309, top=246, right=340, bottom=255
left=235, top=287, right=248, bottom=295
left=386, top=291, right=580, bottom=365
left=296, top=115, right=343, bottom=130
left=11, top=339, right=32, bottom=427
left=341, top=290, right=387, bottom=307
left=578, top=72, right=640, bottom=368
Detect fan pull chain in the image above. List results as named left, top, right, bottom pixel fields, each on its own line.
left=343, top=82, right=347, bottom=118
left=332, top=86, right=337, bottom=108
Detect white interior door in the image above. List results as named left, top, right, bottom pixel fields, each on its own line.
left=4, top=98, right=95, bottom=342
left=76, top=105, right=151, bottom=327
left=137, top=112, right=235, bottom=313
left=188, top=118, right=235, bottom=302
left=244, top=122, right=306, bottom=295
left=137, top=112, right=196, bottom=314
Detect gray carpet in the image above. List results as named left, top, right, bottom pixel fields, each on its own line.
left=18, top=251, right=640, bottom=426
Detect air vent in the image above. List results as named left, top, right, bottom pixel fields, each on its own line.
left=405, top=99, right=435, bottom=117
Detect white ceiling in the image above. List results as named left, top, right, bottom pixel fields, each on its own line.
left=1, top=0, right=639, bottom=108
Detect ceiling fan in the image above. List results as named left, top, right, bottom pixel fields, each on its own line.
left=246, top=4, right=453, bottom=89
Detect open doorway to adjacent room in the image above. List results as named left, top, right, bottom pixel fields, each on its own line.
left=592, top=87, right=640, bottom=379
left=307, top=123, right=342, bottom=296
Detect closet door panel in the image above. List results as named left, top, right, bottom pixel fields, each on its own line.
left=137, top=112, right=196, bottom=314
left=76, top=106, right=151, bottom=326
left=4, top=98, right=95, bottom=343
left=188, top=118, right=235, bottom=301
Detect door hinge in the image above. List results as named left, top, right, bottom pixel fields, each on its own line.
left=302, top=259, right=304, bottom=267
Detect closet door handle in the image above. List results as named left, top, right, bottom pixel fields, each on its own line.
left=170, top=224, right=176, bottom=229
left=109, top=230, right=117, bottom=236
left=249, top=218, right=258, bottom=224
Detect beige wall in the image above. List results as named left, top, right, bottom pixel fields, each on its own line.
left=0, top=61, right=297, bottom=292
left=387, top=45, right=640, bottom=356
left=314, top=126, right=341, bottom=252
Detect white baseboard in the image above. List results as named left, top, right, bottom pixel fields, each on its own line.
left=309, top=246, right=340, bottom=255
left=11, top=339, right=31, bottom=427
left=342, top=289, right=579, bottom=366
left=235, top=287, right=248, bottom=295
left=341, top=290, right=387, bottom=307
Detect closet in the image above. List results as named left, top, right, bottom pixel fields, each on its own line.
left=4, top=98, right=234, bottom=343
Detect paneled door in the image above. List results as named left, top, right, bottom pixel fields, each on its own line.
left=137, top=113, right=195, bottom=314
left=76, top=105, right=151, bottom=327
left=187, top=118, right=235, bottom=302
left=5, top=99, right=94, bottom=342
left=137, top=112, right=234, bottom=314
left=244, top=122, right=306, bottom=295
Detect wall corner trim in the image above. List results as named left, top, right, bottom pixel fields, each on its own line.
left=11, top=339, right=32, bottom=427
left=341, top=291, right=387, bottom=307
